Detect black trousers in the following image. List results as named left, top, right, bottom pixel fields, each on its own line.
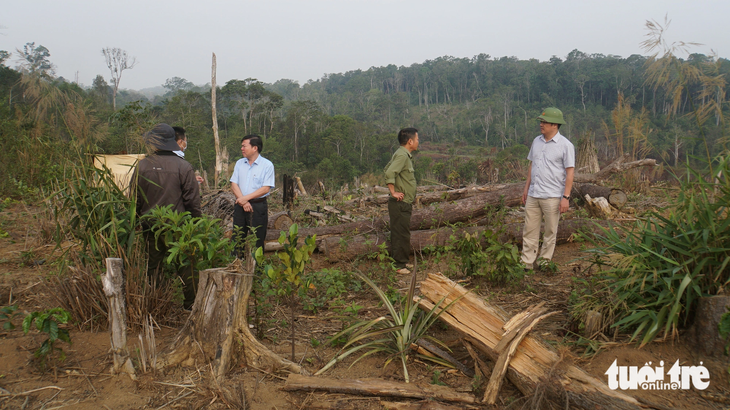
left=233, top=201, right=268, bottom=257
left=144, top=229, right=196, bottom=309
left=388, top=198, right=412, bottom=268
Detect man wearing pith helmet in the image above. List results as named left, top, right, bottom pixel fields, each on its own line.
left=521, top=107, right=575, bottom=271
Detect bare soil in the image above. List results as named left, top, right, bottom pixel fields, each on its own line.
left=1, top=199, right=729, bottom=410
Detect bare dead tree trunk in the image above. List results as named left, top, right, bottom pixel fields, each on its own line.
left=211, top=53, right=226, bottom=187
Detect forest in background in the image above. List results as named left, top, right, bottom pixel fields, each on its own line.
left=0, top=35, right=728, bottom=198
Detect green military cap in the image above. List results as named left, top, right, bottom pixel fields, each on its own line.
left=537, top=107, right=566, bottom=125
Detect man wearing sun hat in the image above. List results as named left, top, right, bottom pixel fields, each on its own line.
left=133, top=123, right=201, bottom=308
left=521, top=108, right=575, bottom=271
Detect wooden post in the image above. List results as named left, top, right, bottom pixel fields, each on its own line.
left=295, top=176, right=308, bottom=196
left=101, top=258, right=136, bottom=380
left=283, top=174, right=294, bottom=210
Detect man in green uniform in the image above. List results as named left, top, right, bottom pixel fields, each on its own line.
left=384, top=128, right=419, bottom=274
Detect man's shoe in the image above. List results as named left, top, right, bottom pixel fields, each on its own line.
left=405, top=263, right=414, bottom=269
left=396, top=268, right=411, bottom=275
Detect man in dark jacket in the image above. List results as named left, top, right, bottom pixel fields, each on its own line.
left=132, top=123, right=201, bottom=308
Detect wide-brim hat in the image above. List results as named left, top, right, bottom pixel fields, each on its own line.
left=144, top=123, right=179, bottom=151
left=537, top=107, right=566, bottom=125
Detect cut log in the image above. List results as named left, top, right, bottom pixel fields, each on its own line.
left=417, top=273, right=641, bottom=409
left=320, top=219, right=608, bottom=261
left=157, top=257, right=306, bottom=381
left=268, top=211, right=293, bottom=230
left=283, top=374, right=476, bottom=404
left=101, top=258, right=136, bottom=380
left=584, top=194, right=616, bottom=219
left=575, top=184, right=628, bottom=210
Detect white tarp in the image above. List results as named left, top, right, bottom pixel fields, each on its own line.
left=93, top=154, right=145, bottom=190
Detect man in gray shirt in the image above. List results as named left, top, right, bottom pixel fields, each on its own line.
left=521, top=107, right=575, bottom=271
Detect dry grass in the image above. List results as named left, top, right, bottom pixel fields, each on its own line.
left=47, top=242, right=184, bottom=332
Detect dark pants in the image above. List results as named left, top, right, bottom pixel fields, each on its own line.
left=144, top=229, right=197, bottom=309
left=388, top=198, right=412, bottom=268
left=233, top=200, right=268, bottom=258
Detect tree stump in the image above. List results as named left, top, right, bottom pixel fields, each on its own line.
left=157, top=256, right=307, bottom=381
left=688, top=296, right=730, bottom=357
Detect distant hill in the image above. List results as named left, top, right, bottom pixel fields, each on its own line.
left=137, top=86, right=166, bottom=99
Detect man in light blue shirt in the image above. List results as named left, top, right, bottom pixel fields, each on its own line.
left=521, top=107, right=575, bottom=271
left=230, top=134, right=275, bottom=256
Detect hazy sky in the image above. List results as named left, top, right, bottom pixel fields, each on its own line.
left=2, top=0, right=727, bottom=91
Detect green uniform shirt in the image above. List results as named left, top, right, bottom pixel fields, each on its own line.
left=384, top=146, right=416, bottom=204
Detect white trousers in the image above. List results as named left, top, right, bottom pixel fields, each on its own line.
left=521, top=196, right=561, bottom=268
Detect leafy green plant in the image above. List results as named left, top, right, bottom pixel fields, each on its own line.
left=22, top=308, right=72, bottom=366
left=453, top=229, right=525, bottom=282
left=0, top=305, right=18, bottom=330
left=431, top=369, right=447, bottom=386
left=316, top=268, right=459, bottom=383
left=144, top=205, right=234, bottom=273
left=300, top=268, right=362, bottom=313
left=256, top=224, right=316, bottom=361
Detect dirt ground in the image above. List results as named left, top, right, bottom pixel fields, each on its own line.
left=1, top=198, right=730, bottom=410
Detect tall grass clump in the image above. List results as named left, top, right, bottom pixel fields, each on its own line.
left=50, top=163, right=181, bottom=329
left=573, top=18, right=729, bottom=346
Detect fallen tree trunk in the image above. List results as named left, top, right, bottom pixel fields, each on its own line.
left=266, top=183, right=524, bottom=244
left=574, top=154, right=656, bottom=184
left=341, top=184, right=515, bottom=208
left=320, top=219, right=608, bottom=261
left=157, top=257, right=306, bottom=381
left=283, top=374, right=476, bottom=404
left=417, top=273, right=641, bottom=409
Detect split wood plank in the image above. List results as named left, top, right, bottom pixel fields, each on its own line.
left=416, top=273, right=642, bottom=409
left=483, top=310, right=557, bottom=404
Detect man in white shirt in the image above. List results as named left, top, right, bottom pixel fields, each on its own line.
left=230, top=134, right=275, bottom=257
left=521, top=107, right=575, bottom=271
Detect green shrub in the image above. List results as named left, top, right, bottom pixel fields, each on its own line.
left=143, top=205, right=234, bottom=273
left=300, top=268, right=362, bottom=313
left=22, top=307, right=72, bottom=368
left=453, top=229, right=524, bottom=283
left=579, top=154, right=730, bottom=346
